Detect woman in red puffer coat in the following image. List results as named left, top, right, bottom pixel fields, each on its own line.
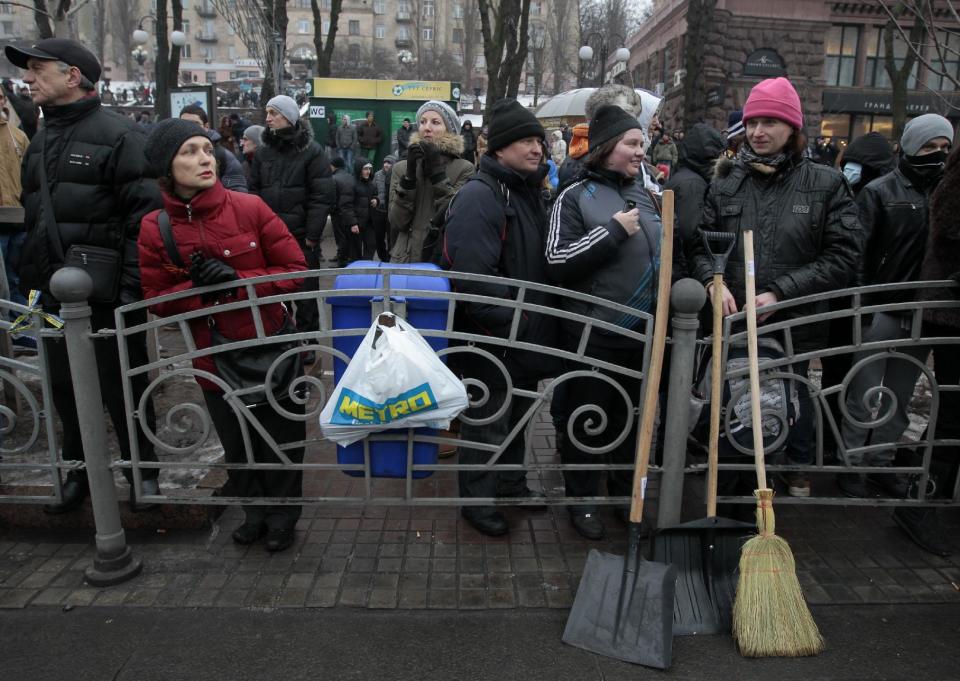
left=138, top=119, right=307, bottom=553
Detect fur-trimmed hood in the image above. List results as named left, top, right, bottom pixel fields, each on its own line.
left=410, top=130, right=464, bottom=158
left=262, top=120, right=313, bottom=153
left=713, top=154, right=736, bottom=180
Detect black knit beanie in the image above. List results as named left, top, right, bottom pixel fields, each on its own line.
left=144, top=118, right=209, bottom=177
left=487, top=98, right=545, bottom=153
left=588, top=105, right=642, bottom=150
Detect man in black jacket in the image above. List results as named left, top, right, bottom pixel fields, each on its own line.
left=839, top=114, right=953, bottom=499
left=250, top=94, right=335, bottom=330
left=396, top=118, right=413, bottom=159
left=6, top=38, right=160, bottom=512
left=664, top=123, right=724, bottom=248
left=443, top=98, right=559, bottom=537
left=329, top=157, right=357, bottom=267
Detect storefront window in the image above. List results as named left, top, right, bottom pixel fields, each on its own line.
left=930, top=30, right=960, bottom=91
left=866, top=25, right=918, bottom=89
left=824, top=25, right=859, bottom=87
left=820, top=114, right=852, bottom=145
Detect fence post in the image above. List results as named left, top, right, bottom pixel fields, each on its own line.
left=50, top=267, right=142, bottom=586
left=656, top=278, right=706, bottom=529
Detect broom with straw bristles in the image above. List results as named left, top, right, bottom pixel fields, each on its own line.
left=732, top=230, right=824, bottom=658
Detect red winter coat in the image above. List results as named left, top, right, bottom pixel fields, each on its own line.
left=138, top=180, right=307, bottom=391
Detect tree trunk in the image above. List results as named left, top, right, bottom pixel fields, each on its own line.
left=884, top=13, right=924, bottom=140
left=479, top=0, right=532, bottom=116
left=682, top=0, right=716, bottom=128
left=259, top=0, right=288, bottom=107
left=33, top=0, right=54, bottom=38
left=155, top=0, right=171, bottom=119
left=312, top=0, right=342, bottom=78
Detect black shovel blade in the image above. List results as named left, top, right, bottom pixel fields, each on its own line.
left=653, top=516, right=753, bottom=636
left=563, top=547, right=677, bottom=669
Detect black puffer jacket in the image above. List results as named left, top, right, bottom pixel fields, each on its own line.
left=546, top=167, right=662, bottom=348
left=18, top=96, right=160, bottom=303
left=691, top=156, right=863, bottom=350
left=353, top=166, right=375, bottom=227
left=249, top=121, right=335, bottom=242
left=331, top=167, right=357, bottom=227
left=664, top=123, right=724, bottom=246
left=443, top=155, right=560, bottom=382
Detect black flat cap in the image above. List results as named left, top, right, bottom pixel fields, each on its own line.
left=5, top=38, right=101, bottom=83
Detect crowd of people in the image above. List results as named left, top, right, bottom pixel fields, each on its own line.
left=1, top=38, right=957, bottom=557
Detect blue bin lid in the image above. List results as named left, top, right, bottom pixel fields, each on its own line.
left=332, top=261, right=449, bottom=310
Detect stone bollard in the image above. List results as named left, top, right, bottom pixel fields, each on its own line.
left=656, top=278, right=706, bottom=529
left=50, top=267, right=142, bottom=586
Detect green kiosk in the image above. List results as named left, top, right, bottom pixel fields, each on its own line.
left=307, top=78, right=462, bottom=167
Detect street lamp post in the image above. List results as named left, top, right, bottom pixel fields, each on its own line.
left=578, top=32, right=630, bottom=87
left=131, top=46, right=147, bottom=91
left=132, top=11, right=187, bottom=119
left=273, top=32, right=286, bottom=96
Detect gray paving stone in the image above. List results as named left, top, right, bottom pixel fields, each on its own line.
left=183, top=589, right=219, bottom=607
left=427, top=589, right=457, bottom=609
left=65, top=588, right=100, bottom=607
left=338, top=588, right=368, bottom=607
left=367, top=589, right=398, bottom=609
left=31, top=587, right=71, bottom=606
left=305, top=587, right=338, bottom=607
left=398, top=589, right=427, bottom=608
left=93, top=589, right=131, bottom=606
left=125, top=589, right=161, bottom=606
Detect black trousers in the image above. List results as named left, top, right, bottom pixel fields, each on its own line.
left=332, top=215, right=349, bottom=266
left=294, top=238, right=320, bottom=333
left=458, top=381, right=536, bottom=506
left=44, top=304, right=157, bottom=483
left=923, top=322, right=960, bottom=497
left=560, top=346, right=644, bottom=513
left=372, top=208, right=390, bottom=261
left=203, top=392, right=305, bottom=529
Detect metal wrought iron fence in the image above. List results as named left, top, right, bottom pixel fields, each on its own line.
left=0, top=299, right=66, bottom=504
left=112, top=266, right=659, bottom=512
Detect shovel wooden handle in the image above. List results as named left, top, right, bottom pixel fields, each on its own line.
left=742, top=231, right=768, bottom=491
left=629, top=190, right=674, bottom=524
left=706, top=272, right=724, bottom=518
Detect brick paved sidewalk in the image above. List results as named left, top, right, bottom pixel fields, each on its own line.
left=0, top=496, right=957, bottom=612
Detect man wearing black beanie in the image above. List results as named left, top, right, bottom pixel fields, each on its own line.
left=442, top=99, right=559, bottom=536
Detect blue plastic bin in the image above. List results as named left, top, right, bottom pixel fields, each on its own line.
left=331, top=261, right=450, bottom=478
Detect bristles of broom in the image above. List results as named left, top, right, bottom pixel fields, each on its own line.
left=732, top=488, right=824, bottom=657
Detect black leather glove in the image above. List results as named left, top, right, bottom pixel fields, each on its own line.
left=421, top=142, right=445, bottom=182
left=195, top=257, right=237, bottom=285
left=405, top=143, right=424, bottom=180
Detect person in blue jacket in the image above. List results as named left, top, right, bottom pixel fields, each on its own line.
left=545, top=105, right=663, bottom=540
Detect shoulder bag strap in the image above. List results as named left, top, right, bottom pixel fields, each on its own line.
left=157, top=211, right=186, bottom=269
left=38, top=140, right=65, bottom=262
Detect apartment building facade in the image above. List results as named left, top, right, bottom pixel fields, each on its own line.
left=1, top=1, right=577, bottom=100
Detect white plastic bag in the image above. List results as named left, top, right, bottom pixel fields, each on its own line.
left=320, top=312, right=468, bottom=445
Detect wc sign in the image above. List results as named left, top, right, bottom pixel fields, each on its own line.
left=308, top=105, right=325, bottom=118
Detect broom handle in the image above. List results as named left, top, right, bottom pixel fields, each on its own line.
left=630, top=190, right=674, bottom=524
left=743, top=231, right=767, bottom=491
left=706, top=272, right=724, bottom=518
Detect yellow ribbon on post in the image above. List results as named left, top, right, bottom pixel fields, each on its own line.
left=8, top=290, right=65, bottom=334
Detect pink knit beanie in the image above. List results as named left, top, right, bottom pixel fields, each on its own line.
left=742, top=77, right=803, bottom=131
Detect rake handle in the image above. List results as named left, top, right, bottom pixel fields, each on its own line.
left=742, top=231, right=767, bottom=491
left=707, top=272, right=724, bottom=518
left=630, top=190, right=674, bottom=524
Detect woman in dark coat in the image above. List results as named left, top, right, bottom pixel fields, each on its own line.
left=137, top=119, right=308, bottom=553
left=691, top=77, right=862, bottom=499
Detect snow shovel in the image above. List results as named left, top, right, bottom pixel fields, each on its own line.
left=653, top=230, right=753, bottom=636
left=562, top=191, right=678, bottom=670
